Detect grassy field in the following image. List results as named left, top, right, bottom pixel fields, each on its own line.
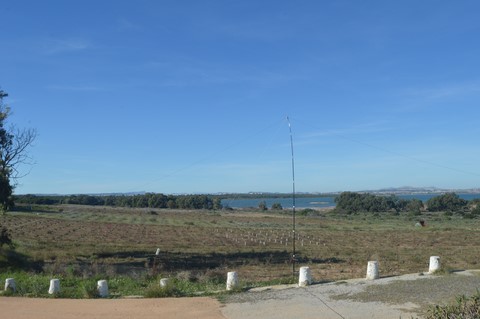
left=2, top=204, right=480, bottom=289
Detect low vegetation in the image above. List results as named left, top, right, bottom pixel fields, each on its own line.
left=1, top=192, right=480, bottom=308
left=425, top=292, right=480, bottom=319
left=0, top=270, right=229, bottom=298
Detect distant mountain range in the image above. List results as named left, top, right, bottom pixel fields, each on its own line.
left=361, top=186, right=480, bottom=195
left=247, top=187, right=480, bottom=196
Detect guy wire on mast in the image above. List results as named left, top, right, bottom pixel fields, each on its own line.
left=287, top=116, right=296, bottom=277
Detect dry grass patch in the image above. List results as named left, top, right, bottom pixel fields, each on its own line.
left=3, top=206, right=480, bottom=284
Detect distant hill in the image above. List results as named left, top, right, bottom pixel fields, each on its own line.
left=17, top=187, right=480, bottom=197
left=364, top=186, right=480, bottom=195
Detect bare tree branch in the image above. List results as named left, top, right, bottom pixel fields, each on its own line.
left=2, top=126, right=37, bottom=180
left=0, top=89, right=37, bottom=211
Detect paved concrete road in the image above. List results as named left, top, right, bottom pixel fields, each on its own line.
left=221, top=270, right=480, bottom=319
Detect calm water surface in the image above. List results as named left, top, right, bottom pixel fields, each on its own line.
left=222, top=194, right=480, bottom=209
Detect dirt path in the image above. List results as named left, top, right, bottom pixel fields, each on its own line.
left=0, top=297, right=226, bottom=319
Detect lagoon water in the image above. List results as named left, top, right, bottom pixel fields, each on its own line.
left=222, top=197, right=336, bottom=209
left=222, top=193, right=480, bottom=209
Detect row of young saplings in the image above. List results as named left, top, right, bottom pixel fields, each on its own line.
left=221, top=228, right=324, bottom=248
left=2, top=256, right=443, bottom=296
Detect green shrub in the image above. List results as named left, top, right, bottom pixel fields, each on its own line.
left=425, top=292, right=480, bottom=319
left=81, top=280, right=99, bottom=298
left=271, top=203, right=283, bottom=210
left=197, top=268, right=225, bottom=285
left=0, top=226, right=14, bottom=248
left=144, top=280, right=182, bottom=298
left=471, top=205, right=480, bottom=217
left=298, top=208, right=316, bottom=216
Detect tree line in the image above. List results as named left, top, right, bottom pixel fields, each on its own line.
left=15, top=191, right=480, bottom=214
left=334, top=191, right=480, bottom=216
left=14, top=193, right=223, bottom=210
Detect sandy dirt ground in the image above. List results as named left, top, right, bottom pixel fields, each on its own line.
left=0, top=297, right=226, bottom=319
left=2, top=271, right=480, bottom=319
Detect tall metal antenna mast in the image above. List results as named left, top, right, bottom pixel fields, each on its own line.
left=287, top=116, right=296, bottom=277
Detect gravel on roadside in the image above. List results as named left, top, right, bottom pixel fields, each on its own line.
left=222, top=270, right=480, bottom=318
left=331, top=271, right=480, bottom=308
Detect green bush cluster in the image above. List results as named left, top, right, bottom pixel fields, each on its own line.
left=334, top=191, right=477, bottom=216
left=0, top=226, right=13, bottom=248
left=426, top=192, right=468, bottom=213
left=425, top=292, right=480, bottom=319
left=334, top=192, right=423, bottom=214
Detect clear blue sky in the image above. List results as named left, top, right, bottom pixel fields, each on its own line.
left=2, top=1, right=480, bottom=195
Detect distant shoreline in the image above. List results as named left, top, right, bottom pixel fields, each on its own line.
left=222, top=192, right=480, bottom=209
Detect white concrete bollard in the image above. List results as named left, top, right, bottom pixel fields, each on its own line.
left=429, top=256, right=441, bottom=273
left=159, top=278, right=170, bottom=288
left=97, top=280, right=109, bottom=297
left=366, top=261, right=379, bottom=280
left=226, top=271, right=239, bottom=291
left=298, top=266, right=312, bottom=286
left=48, top=279, right=60, bottom=294
left=4, top=278, right=16, bottom=292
